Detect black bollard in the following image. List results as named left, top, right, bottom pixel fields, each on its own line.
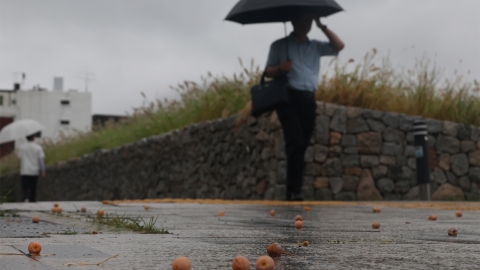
left=413, top=119, right=431, bottom=200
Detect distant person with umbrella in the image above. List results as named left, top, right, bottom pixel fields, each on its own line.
left=17, top=134, right=46, bottom=202
left=266, top=10, right=344, bottom=200
left=226, top=0, right=345, bottom=200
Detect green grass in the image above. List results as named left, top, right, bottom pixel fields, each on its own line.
left=88, top=214, right=168, bottom=234
left=0, top=51, right=478, bottom=175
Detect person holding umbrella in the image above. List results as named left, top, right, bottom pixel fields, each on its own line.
left=265, top=9, right=344, bottom=200
left=226, top=0, right=345, bottom=200
left=17, top=134, right=46, bottom=202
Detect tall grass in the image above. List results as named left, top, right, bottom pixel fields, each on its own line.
left=0, top=51, right=478, bottom=175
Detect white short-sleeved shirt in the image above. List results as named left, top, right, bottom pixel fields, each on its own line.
left=266, top=33, right=338, bottom=92
left=17, top=142, right=45, bottom=176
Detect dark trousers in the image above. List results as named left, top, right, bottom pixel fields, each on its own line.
left=276, top=88, right=316, bottom=194
left=21, top=175, right=38, bottom=202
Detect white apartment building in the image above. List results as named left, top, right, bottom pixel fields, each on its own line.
left=0, top=79, right=92, bottom=144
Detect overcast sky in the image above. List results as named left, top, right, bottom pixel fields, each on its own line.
left=1, top=0, right=479, bottom=115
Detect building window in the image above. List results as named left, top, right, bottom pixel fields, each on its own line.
left=60, top=120, right=70, bottom=125
left=0, top=96, right=3, bottom=106
left=60, top=100, right=70, bottom=105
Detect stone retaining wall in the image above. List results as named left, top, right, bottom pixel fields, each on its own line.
left=1, top=102, right=479, bottom=201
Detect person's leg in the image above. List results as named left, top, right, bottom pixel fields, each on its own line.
left=276, top=102, right=306, bottom=200
left=29, top=176, right=38, bottom=202
left=21, top=175, right=29, bottom=202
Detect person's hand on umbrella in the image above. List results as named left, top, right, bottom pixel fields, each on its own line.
left=314, top=18, right=326, bottom=30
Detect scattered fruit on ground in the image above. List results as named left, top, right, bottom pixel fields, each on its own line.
left=92, top=230, right=98, bottom=234
left=301, top=241, right=309, bottom=247
left=232, top=255, right=251, bottom=270
left=372, top=221, right=380, bottom=229
left=80, top=207, right=87, bottom=213
left=456, top=211, right=462, bottom=217
left=428, top=215, right=437, bottom=221
left=51, top=207, right=62, bottom=214
left=267, top=243, right=284, bottom=257
left=53, top=203, right=59, bottom=207
left=269, top=210, right=275, bottom=217
left=255, top=255, right=274, bottom=270
left=172, top=256, right=191, bottom=270
left=295, top=220, right=304, bottom=229
left=304, top=206, right=311, bottom=211
left=217, top=211, right=225, bottom=216
left=144, top=205, right=150, bottom=210
left=32, top=216, right=39, bottom=223
left=372, top=207, right=381, bottom=213
left=448, top=227, right=458, bottom=236
left=295, top=215, right=303, bottom=221
left=28, top=242, right=42, bottom=254
left=96, top=210, right=105, bottom=217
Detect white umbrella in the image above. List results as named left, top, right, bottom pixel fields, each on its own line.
left=0, top=119, right=44, bottom=144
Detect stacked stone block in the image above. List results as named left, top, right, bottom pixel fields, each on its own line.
left=0, top=101, right=478, bottom=201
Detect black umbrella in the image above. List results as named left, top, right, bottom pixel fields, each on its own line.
left=225, top=0, right=343, bottom=25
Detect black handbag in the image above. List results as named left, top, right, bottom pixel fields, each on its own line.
left=250, top=72, right=289, bottom=117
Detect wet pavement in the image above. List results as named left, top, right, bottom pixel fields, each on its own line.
left=1, top=201, right=480, bottom=269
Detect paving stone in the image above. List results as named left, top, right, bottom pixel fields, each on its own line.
left=360, top=155, right=379, bottom=167
left=362, top=109, right=384, bottom=119
left=342, top=176, right=360, bottom=191
left=436, top=135, right=460, bottom=154
left=329, top=177, right=344, bottom=194
left=315, top=115, right=330, bottom=144
left=347, top=118, right=369, bottom=133
left=469, top=150, right=480, bottom=167
left=371, top=165, right=388, bottom=179
left=344, top=146, right=358, bottom=154
left=458, top=176, right=471, bottom=192
left=357, top=132, right=382, bottom=154
left=383, top=127, right=405, bottom=144
left=366, top=119, right=386, bottom=132
left=382, top=113, right=399, bottom=128
left=314, top=188, right=333, bottom=200
left=382, top=142, right=403, bottom=156
left=450, top=153, right=469, bottom=176
left=425, top=119, right=443, bottom=134
left=376, top=178, right=395, bottom=193
left=334, top=191, right=356, bottom=201
left=341, top=134, right=357, bottom=146
left=438, top=153, right=450, bottom=171
left=443, top=121, right=458, bottom=137
left=329, top=132, right=342, bottom=145
left=469, top=167, right=480, bottom=183
left=341, top=155, right=359, bottom=167
left=460, top=141, right=476, bottom=153
left=330, top=107, right=347, bottom=133
left=432, top=168, right=447, bottom=185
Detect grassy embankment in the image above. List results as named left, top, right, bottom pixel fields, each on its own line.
left=0, top=50, right=479, bottom=174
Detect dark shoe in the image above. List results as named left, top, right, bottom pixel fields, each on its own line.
left=291, top=192, right=304, bottom=201
left=286, top=190, right=304, bottom=201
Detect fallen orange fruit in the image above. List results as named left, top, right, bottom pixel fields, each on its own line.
left=295, top=220, right=304, bottom=229
left=295, top=215, right=303, bottom=221
left=144, top=205, right=150, bottom=210
left=304, top=206, right=311, bottom=211
left=428, top=215, right=437, bottom=221
left=28, top=242, right=41, bottom=254
left=171, top=256, right=191, bottom=270
left=232, top=255, right=251, bottom=270
left=92, top=230, right=98, bottom=235
left=269, top=210, right=275, bottom=217
left=255, top=255, right=274, bottom=270
left=32, top=216, right=40, bottom=223
left=96, top=210, right=105, bottom=217
left=80, top=207, right=87, bottom=213
left=456, top=211, right=462, bottom=218
left=448, top=227, right=458, bottom=236
left=217, top=211, right=225, bottom=216
left=372, top=207, right=381, bottom=213
left=53, top=203, right=59, bottom=207
left=372, top=221, right=380, bottom=229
